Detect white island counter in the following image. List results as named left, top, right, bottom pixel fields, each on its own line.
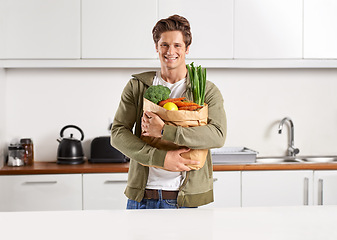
left=1, top=206, right=336, bottom=240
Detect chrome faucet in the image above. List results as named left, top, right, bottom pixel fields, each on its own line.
left=278, top=117, right=300, bottom=157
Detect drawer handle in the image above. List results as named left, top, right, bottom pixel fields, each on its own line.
left=104, top=180, right=128, bottom=184
left=303, top=177, right=309, bottom=205
left=213, top=178, right=218, bottom=183
left=23, top=181, right=57, bottom=184
left=318, top=179, right=323, bottom=205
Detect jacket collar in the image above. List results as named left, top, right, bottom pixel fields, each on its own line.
left=132, top=71, right=156, bottom=87
left=132, top=70, right=193, bottom=100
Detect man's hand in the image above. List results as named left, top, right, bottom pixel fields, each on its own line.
left=142, top=111, right=165, bottom=138
left=164, top=148, right=199, bottom=172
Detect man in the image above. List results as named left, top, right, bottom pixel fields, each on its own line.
left=111, top=15, right=226, bottom=209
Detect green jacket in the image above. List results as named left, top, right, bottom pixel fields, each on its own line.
left=111, top=71, right=227, bottom=207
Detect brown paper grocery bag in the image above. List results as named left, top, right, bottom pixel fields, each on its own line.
left=141, top=98, right=208, bottom=170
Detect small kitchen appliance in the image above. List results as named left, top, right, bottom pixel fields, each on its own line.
left=89, top=136, right=128, bottom=163
left=57, top=125, right=85, bottom=164
left=7, top=144, right=25, bottom=167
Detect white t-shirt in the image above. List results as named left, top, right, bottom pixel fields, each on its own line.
left=145, top=71, right=187, bottom=191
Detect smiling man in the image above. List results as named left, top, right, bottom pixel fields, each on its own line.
left=111, top=15, right=227, bottom=209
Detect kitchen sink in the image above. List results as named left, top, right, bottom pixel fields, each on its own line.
left=300, top=156, right=337, bottom=163
left=256, top=157, right=304, bottom=164
left=256, top=156, right=337, bottom=164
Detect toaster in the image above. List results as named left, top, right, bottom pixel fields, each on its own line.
left=89, top=136, right=128, bottom=163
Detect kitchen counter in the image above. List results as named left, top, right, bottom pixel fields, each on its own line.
left=0, top=161, right=129, bottom=175
left=2, top=160, right=337, bottom=175
left=1, top=206, right=336, bottom=240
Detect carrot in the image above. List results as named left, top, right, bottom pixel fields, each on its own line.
left=158, top=97, right=186, bottom=107
left=178, top=106, right=202, bottom=111
left=173, top=101, right=200, bottom=107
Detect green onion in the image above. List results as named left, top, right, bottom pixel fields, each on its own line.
left=186, top=62, right=206, bottom=106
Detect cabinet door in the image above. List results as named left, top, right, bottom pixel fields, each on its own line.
left=0, top=0, right=80, bottom=59
left=242, top=170, right=313, bottom=207
left=0, top=69, right=4, bottom=168
left=83, top=173, right=128, bottom=210
left=314, top=170, right=337, bottom=205
left=82, top=0, right=157, bottom=59
left=201, top=171, right=241, bottom=208
left=0, top=174, right=82, bottom=211
left=304, top=0, right=337, bottom=58
left=234, top=0, right=302, bottom=59
left=158, top=0, right=233, bottom=59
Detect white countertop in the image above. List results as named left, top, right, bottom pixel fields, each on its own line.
left=1, top=206, right=337, bottom=240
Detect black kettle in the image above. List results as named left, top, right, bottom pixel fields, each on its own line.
left=57, top=125, right=85, bottom=164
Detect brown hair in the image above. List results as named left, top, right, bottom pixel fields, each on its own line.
left=152, top=15, right=192, bottom=48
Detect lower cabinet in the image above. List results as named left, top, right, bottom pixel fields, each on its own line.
left=241, top=170, right=313, bottom=207
left=201, top=171, right=241, bottom=208
left=0, top=174, right=82, bottom=211
left=2, top=170, right=337, bottom=211
left=313, top=170, right=337, bottom=205
left=82, top=173, right=128, bottom=210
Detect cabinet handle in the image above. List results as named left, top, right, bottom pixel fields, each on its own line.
left=303, top=177, right=309, bottom=205
left=318, top=179, right=323, bottom=205
left=213, top=178, right=218, bottom=182
left=23, top=181, right=57, bottom=184
left=104, top=180, right=128, bottom=184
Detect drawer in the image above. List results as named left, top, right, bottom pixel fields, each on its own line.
left=0, top=174, right=82, bottom=211
left=83, top=173, right=128, bottom=210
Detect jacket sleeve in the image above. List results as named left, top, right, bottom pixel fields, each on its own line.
left=110, top=79, right=166, bottom=168
left=162, top=81, right=227, bottom=149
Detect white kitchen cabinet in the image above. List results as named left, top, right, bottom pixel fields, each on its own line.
left=234, top=0, right=302, bottom=59
left=158, top=0, right=233, bottom=59
left=242, top=170, right=313, bottom=207
left=202, top=171, right=241, bottom=208
left=0, top=69, right=5, bottom=167
left=313, top=170, right=337, bottom=205
left=82, top=0, right=157, bottom=59
left=83, top=173, right=128, bottom=210
left=0, top=174, right=82, bottom=212
left=0, top=0, right=80, bottom=59
left=304, top=0, right=337, bottom=59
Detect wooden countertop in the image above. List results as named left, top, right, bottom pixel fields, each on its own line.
left=2, top=160, right=337, bottom=175
left=0, top=161, right=129, bottom=175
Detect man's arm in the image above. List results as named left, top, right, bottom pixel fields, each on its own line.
left=141, top=111, right=199, bottom=171
left=111, top=79, right=166, bottom=168
left=111, top=79, right=199, bottom=172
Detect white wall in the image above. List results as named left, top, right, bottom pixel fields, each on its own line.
left=4, top=68, right=337, bottom=161
left=0, top=68, right=5, bottom=167
left=210, top=68, right=337, bottom=156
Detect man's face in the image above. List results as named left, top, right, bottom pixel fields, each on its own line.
left=156, top=31, right=189, bottom=71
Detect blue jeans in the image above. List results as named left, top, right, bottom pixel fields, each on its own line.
left=127, top=198, right=179, bottom=209
left=126, top=189, right=196, bottom=209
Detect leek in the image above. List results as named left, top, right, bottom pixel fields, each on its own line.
left=186, top=62, right=206, bottom=106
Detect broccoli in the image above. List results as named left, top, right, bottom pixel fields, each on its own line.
left=144, top=85, right=171, bottom=104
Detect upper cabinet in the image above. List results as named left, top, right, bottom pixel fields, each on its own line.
left=304, top=0, right=337, bottom=59
left=158, top=0, right=234, bottom=59
left=82, top=0, right=157, bottom=59
left=234, top=0, right=302, bottom=59
left=1, top=0, right=337, bottom=67
left=0, top=0, right=80, bottom=59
